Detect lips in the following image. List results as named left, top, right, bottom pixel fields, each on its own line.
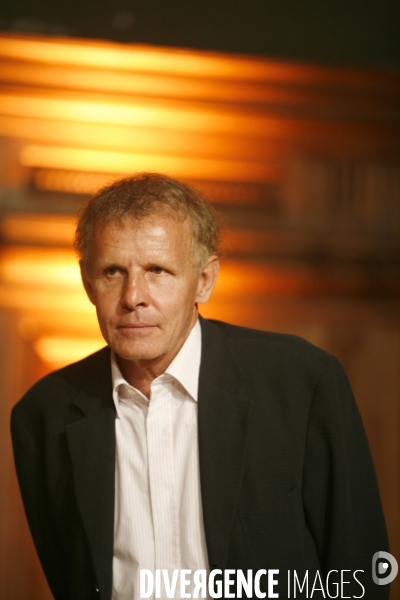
left=117, top=323, right=156, bottom=330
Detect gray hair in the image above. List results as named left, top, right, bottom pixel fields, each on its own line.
left=74, top=173, right=222, bottom=275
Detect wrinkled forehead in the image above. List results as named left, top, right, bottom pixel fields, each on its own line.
left=92, top=212, right=193, bottom=242
left=87, top=214, right=197, bottom=267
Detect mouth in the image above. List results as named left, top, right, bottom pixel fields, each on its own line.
left=117, top=323, right=157, bottom=332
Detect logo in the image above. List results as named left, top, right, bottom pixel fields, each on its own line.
left=372, top=551, right=398, bottom=585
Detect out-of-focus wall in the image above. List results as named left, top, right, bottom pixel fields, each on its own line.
left=0, top=35, right=399, bottom=599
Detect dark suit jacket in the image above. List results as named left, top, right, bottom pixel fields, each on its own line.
left=11, top=318, right=389, bottom=599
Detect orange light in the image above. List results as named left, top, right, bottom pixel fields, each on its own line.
left=1, top=214, right=76, bottom=245
left=33, top=169, right=114, bottom=195
left=0, top=35, right=336, bottom=83
left=0, top=246, right=81, bottom=287
left=0, top=115, right=288, bottom=164
left=20, top=145, right=279, bottom=183
left=0, top=90, right=292, bottom=138
left=34, top=335, right=104, bottom=369
left=0, top=246, right=95, bottom=317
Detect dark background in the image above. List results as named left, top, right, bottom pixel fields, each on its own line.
left=1, top=0, right=400, bottom=68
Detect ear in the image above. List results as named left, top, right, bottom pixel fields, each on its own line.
left=80, top=261, right=96, bottom=306
left=195, top=255, right=220, bottom=304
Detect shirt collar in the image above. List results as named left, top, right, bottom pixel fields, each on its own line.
left=111, top=319, right=202, bottom=413
left=164, top=318, right=201, bottom=402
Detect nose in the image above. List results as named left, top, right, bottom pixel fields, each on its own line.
left=121, top=271, right=148, bottom=310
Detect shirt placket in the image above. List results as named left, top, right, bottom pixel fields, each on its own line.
left=147, top=378, right=181, bottom=598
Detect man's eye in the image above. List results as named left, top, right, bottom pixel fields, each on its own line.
left=105, top=267, right=119, bottom=276
left=151, top=266, right=164, bottom=275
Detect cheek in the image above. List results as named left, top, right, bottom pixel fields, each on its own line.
left=155, top=280, right=196, bottom=306
left=93, top=290, right=119, bottom=320
left=162, top=287, right=199, bottom=324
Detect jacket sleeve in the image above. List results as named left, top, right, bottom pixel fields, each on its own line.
left=302, top=354, right=390, bottom=599
left=11, top=406, right=69, bottom=600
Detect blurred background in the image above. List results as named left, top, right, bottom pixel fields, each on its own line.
left=0, top=1, right=399, bottom=598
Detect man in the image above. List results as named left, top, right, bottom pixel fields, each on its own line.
left=11, top=173, right=389, bottom=600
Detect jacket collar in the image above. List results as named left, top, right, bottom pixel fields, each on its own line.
left=198, top=317, right=254, bottom=570
left=66, top=347, right=116, bottom=600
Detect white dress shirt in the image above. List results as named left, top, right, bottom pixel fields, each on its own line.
left=111, top=319, right=209, bottom=600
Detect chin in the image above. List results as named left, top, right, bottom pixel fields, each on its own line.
left=113, top=341, right=161, bottom=362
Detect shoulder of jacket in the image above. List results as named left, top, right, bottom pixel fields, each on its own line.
left=12, top=346, right=110, bottom=415
left=203, top=318, right=329, bottom=360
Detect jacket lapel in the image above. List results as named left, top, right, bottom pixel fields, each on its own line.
left=198, top=318, right=254, bottom=570
left=65, top=348, right=116, bottom=600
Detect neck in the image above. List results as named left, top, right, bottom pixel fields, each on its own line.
left=117, top=352, right=174, bottom=398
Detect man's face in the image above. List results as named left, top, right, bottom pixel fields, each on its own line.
left=81, top=214, right=219, bottom=377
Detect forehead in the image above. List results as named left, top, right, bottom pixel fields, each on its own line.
left=91, top=214, right=193, bottom=252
